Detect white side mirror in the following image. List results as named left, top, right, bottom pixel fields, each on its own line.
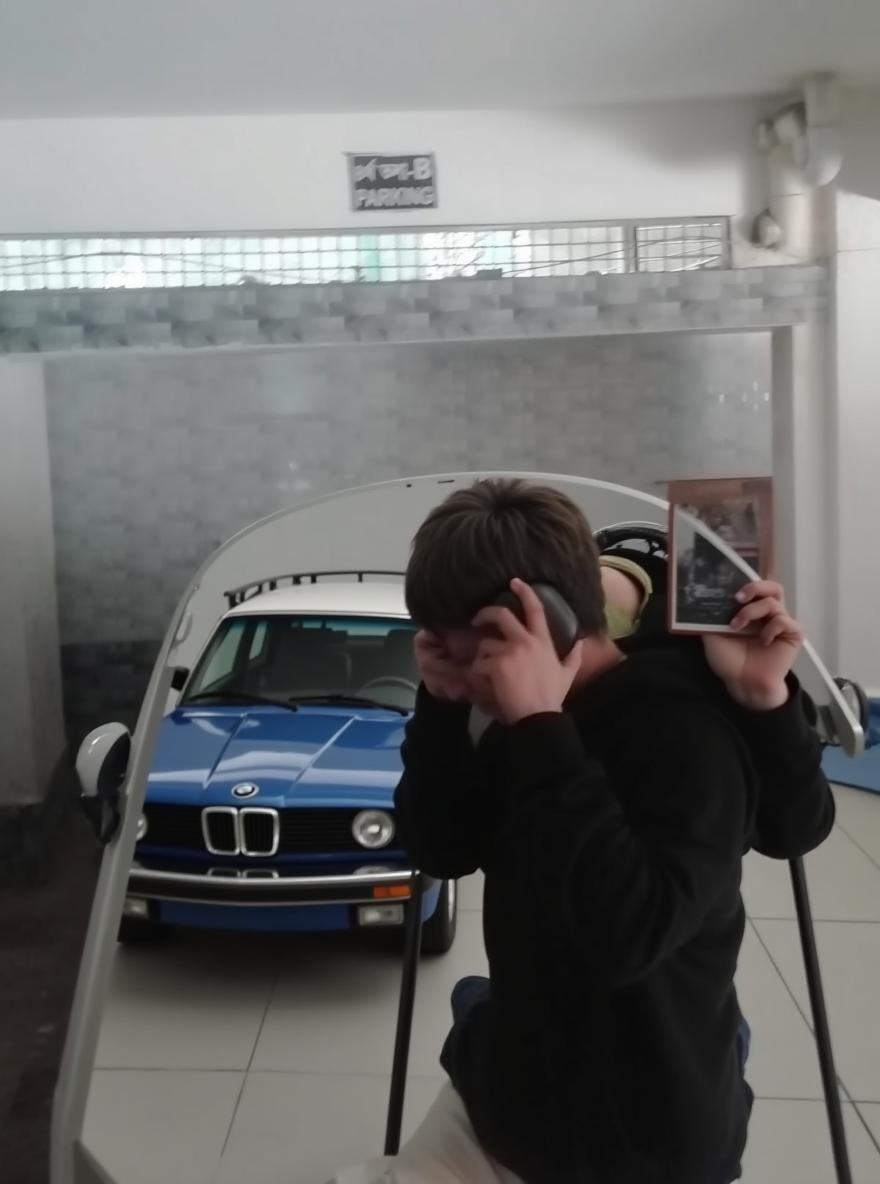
left=76, top=722, right=132, bottom=799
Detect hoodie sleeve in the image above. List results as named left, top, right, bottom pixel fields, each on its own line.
left=733, top=676, right=835, bottom=859
left=393, top=685, right=499, bottom=879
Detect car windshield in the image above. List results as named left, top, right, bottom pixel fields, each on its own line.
left=182, top=614, right=419, bottom=712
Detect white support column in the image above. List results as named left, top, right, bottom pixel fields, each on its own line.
left=0, top=358, right=65, bottom=808
left=831, top=248, right=880, bottom=694
left=829, top=88, right=880, bottom=696
left=767, top=146, right=814, bottom=262
left=771, top=324, right=835, bottom=667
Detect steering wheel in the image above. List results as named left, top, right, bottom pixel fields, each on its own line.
left=594, top=521, right=668, bottom=556
left=357, top=676, right=419, bottom=696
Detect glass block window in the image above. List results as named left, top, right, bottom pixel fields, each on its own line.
left=634, top=220, right=730, bottom=272
left=0, top=218, right=730, bottom=292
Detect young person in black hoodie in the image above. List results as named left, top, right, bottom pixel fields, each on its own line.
left=393, top=478, right=833, bottom=1184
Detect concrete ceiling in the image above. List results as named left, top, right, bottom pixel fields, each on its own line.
left=2, top=0, right=880, bottom=118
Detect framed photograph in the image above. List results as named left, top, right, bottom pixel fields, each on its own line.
left=667, top=477, right=773, bottom=635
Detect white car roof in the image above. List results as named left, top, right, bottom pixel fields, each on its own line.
left=224, top=580, right=410, bottom=620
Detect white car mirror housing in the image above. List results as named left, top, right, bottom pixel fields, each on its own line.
left=76, top=723, right=132, bottom=801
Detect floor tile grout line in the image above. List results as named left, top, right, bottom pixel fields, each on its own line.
left=86, top=1065, right=880, bottom=1105
left=217, top=1074, right=251, bottom=1159
left=833, top=807, right=880, bottom=868
left=91, top=1066, right=451, bottom=1080
left=841, top=1081, right=880, bottom=1159
left=813, top=878, right=880, bottom=1163
left=746, top=918, right=880, bottom=1161
left=747, top=918, right=855, bottom=1104
left=834, top=817, right=880, bottom=875
left=746, top=915, right=880, bottom=924
left=747, top=919, right=820, bottom=1038
left=218, top=955, right=284, bottom=1159
left=93, top=1065, right=245, bottom=1073
left=748, top=1094, right=874, bottom=1104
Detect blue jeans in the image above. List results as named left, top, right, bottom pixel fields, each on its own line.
left=451, top=975, right=491, bottom=1025
left=736, top=1014, right=752, bottom=1076
left=450, top=975, right=752, bottom=1076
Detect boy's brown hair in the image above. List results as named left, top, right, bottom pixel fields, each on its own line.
left=405, top=478, right=606, bottom=635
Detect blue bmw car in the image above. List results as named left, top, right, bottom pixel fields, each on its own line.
left=119, top=577, right=456, bottom=953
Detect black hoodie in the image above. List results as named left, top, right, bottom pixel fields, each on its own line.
left=394, top=646, right=822, bottom=1184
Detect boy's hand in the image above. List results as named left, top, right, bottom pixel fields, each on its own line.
left=703, top=580, right=802, bottom=711
left=414, top=631, right=470, bottom=703
left=470, top=579, right=583, bottom=725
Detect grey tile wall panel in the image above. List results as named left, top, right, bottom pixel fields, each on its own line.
left=41, top=330, right=773, bottom=734
left=1, top=266, right=826, bottom=355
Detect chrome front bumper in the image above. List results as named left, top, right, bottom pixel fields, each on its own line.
left=127, top=861, right=423, bottom=907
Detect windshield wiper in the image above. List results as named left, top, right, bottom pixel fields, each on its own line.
left=183, top=690, right=299, bottom=713
left=289, top=694, right=409, bottom=716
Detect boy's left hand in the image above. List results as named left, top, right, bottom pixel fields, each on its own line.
left=470, top=578, right=583, bottom=725
left=703, top=580, right=803, bottom=711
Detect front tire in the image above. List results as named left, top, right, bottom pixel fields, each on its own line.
left=420, top=879, right=457, bottom=955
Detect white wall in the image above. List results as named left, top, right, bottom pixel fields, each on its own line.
left=43, top=333, right=770, bottom=737
left=0, top=99, right=764, bottom=233
left=0, top=360, right=66, bottom=806
left=760, top=86, right=880, bottom=696
left=771, top=324, right=835, bottom=667
left=830, top=86, right=880, bottom=695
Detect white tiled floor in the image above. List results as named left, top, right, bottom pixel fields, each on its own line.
left=83, top=786, right=880, bottom=1183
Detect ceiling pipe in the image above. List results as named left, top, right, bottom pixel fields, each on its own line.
left=751, top=74, right=841, bottom=255
left=758, top=73, right=843, bottom=188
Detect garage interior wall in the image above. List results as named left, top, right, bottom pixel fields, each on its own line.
left=0, top=360, right=65, bottom=811
left=5, top=83, right=879, bottom=811
left=832, top=87, right=880, bottom=696
left=44, top=331, right=771, bottom=740
left=0, top=98, right=763, bottom=234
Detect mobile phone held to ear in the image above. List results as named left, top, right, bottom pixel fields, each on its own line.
left=492, top=583, right=580, bottom=659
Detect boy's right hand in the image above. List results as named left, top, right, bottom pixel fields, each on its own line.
left=414, top=631, right=470, bottom=703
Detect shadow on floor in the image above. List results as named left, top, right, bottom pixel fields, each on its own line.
left=0, top=764, right=101, bottom=1184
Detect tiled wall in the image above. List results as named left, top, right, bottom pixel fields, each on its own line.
left=2, top=266, right=826, bottom=353
left=0, top=361, right=65, bottom=807
left=44, top=332, right=770, bottom=737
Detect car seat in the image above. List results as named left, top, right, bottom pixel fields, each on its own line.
left=381, top=628, right=420, bottom=685
left=260, top=628, right=352, bottom=695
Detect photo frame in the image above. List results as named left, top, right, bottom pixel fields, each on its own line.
left=667, top=477, right=773, bottom=635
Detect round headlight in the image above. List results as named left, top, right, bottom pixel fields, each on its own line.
left=135, top=813, right=148, bottom=842
left=352, top=809, right=395, bottom=850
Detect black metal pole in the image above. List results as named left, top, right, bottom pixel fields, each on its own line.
left=384, top=869, right=424, bottom=1156
left=789, top=856, right=852, bottom=1184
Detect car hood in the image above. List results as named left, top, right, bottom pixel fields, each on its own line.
left=147, top=707, right=409, bottom=809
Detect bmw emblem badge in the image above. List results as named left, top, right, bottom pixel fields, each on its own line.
left=231, top=783, right=260, bottom=799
